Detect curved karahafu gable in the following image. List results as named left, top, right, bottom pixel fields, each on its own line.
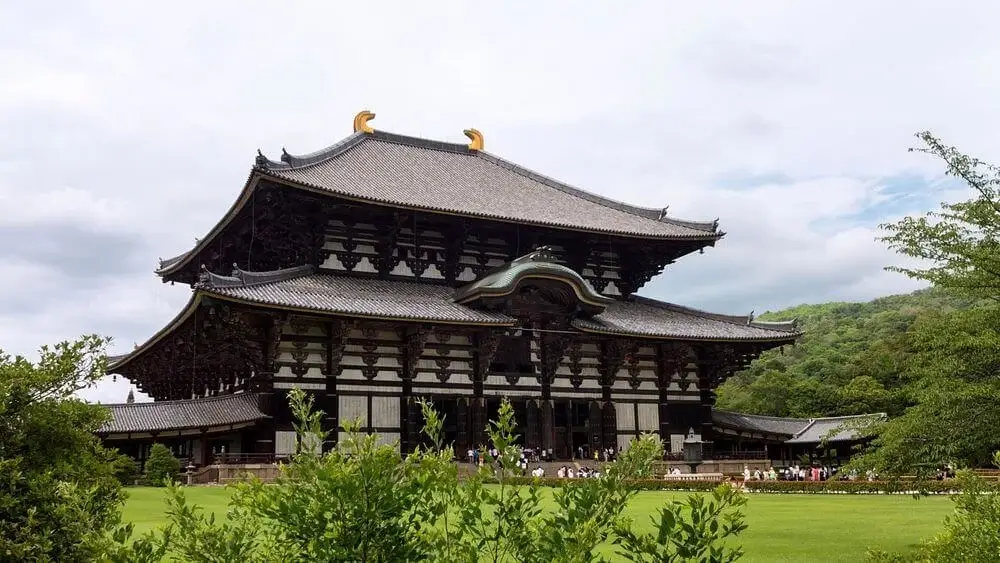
left=452, top=246, right=613, bottom=315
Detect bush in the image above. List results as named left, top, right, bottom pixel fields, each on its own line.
left=110, top=450, right=140, bottom=486
left=142, top=391, right=749, bottom=562
left=144, top=443, right=181, bottom=486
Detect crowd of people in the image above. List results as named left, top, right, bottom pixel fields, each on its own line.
left=739, top=464, right=881, bottom=482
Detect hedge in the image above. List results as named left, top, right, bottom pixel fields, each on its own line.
left=488, top=476, right=983, bottom=495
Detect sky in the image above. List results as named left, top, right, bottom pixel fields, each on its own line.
left=2, top=1, right=999, bottom=403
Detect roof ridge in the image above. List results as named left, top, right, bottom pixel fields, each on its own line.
left=196, top=264, right=316, bottom=290
left=809, top=413, right=886, bottom=421
left=713, top=409, right=810, bottom=423
left=792, top=419, right=819, bottom=439
left=101, top=392, right=258, bottom=408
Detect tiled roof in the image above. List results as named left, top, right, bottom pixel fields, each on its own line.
left=785, top=414, right=885, bottom=444
left=98, top=393, right=268, bottom=434
left=200, top=267, right=517, bottom=326
left=712, top=410, right=810, bottom=437
left=573, top=296, right=800, bottom=342
left=194, top=266, right=796, bottom=342
left=258, top=130, right=721, bottom=240
left=713, top=410, right=884, bottom=443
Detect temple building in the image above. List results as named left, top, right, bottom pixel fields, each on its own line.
left=100, top=111, right=806, bottom=467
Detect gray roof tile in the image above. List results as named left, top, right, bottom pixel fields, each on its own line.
left=198, top=267, right=796, bottom=341
left=204, top=270, right=517, bottom=325
left=713, top=410, right=884, bottom=443
left=98, top=393, right=268, bottom=434
left=573, top=296, right=800, bottom=341
left=260, top=131, right=720, bottom=239
left=785, top=414, right=885, bottom=443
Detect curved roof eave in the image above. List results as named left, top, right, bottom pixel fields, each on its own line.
left=155, top=172, right=262, bottom=277
left=107, top=293, right=205, bottom=373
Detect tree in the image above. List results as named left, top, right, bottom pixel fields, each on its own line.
left=880, top=132, right=1000, bottom=298
left=144, top=443, right=182, bottom=486
left=0, top=335, right=135, bottom=560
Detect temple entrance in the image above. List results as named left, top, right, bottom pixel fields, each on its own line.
left=485, top=397, right=528, bottom=446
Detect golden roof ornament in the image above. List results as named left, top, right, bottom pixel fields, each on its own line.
left=464, top=128, right=484, bottom=151
left=353, top=110, right=375, bottom=133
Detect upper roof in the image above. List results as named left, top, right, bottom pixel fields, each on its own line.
left=98, top=393, right=268, bottom=435
left=712, top=410, right=884, bottom=443
left=256, top=129, right=721, bottom=240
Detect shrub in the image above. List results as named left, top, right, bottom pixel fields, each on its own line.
left=110, top=450, right=140, bottom=486
left=144, top=391, right=749, bottom=562
left=144, top=443, right=181, bottom=486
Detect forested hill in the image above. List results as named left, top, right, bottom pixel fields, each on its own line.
left=715, top=288, right=980, bottom=418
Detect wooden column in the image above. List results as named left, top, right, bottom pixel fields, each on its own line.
left=696, top=344, right=735, bottom=449
left=598, top=339, right=627, bottom=454
left=526, top=399, right=541, bottom=450
left=399, top=326, right=431, bottom=454
left=473, top=329, right=502, bottom=449
left=456, top=398, right=469, bottom=454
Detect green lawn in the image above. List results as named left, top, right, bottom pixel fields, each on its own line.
left=123, top=486, right=952, bottom=562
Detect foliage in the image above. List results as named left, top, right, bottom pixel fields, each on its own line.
left=140, top=389, right=748, bottom=562
left=614, top=485, right=748, bottom=563
left=111, top=449, right=141, bottom=485
left=868, top=452, right=1000, bottom=562
left=716, top=288, right=973, bottom=418
left=144, top=443, right=182, bottom=487
left=847, top=299, right=1000, bottom=475
left=880, top=132, right=1000, bottom=299
left=0, top=334, right=139, bottom=561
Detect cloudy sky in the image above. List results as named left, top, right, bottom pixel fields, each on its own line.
left=3, top=1, right=998, bottom=403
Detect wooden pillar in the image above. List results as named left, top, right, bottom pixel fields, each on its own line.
left=198, top=431, right=209, bottom=466
left=473, top=330, right=502, bottom=449
left=541, top=399, right=554, bottom=451
left=324, top=320, right=350, bottom=451
left=588, top=401, right=602, bottom=456
left=399, top=325, right=430, bottom=454
left=602, top=402, right=617, bottom=453
left=456, top=397, right=469, bottom=454
left=526, top=399, right=540, bottom=450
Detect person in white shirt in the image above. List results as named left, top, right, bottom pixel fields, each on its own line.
left=567, top=468, right=575, bottom=479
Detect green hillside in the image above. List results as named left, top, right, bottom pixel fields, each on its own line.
left=716, top=288, right=979, bottom=418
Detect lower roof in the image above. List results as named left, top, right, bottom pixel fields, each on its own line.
left=110, top=265, right=799, bottom=374
left=198, top=266, right=799, bottom=342
left=98, top=393, right=268, bottom=435
left=712, top=410, right=884, bottom=444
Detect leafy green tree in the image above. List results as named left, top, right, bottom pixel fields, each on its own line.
left=850, top=298, right=1000, bottom=474
left=881, top=132, right=1000, bottom=298
left=144, top=443, right=182, bottom=487
left=0, top=335, right=134, bottom=561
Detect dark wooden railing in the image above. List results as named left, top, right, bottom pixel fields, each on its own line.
left=210, top=453, right=276, bottom=465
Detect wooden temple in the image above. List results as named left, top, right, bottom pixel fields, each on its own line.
left=100, top=111, right=801, bottom=466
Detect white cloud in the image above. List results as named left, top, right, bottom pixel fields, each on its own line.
left=0, top=1, right=997, bottom=400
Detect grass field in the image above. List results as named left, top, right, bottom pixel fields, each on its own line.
left=123, top=486, right=953, bottom=562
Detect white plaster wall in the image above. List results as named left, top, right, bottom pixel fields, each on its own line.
left=371, top=396, right=400, bottom=428
left=616, top=402, right=636, bottom=431
left=339, top=395, right=367, bottom=426
left=276, top=430, right=297, bottom=456
left=637, top=404, right=659, bottom=433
